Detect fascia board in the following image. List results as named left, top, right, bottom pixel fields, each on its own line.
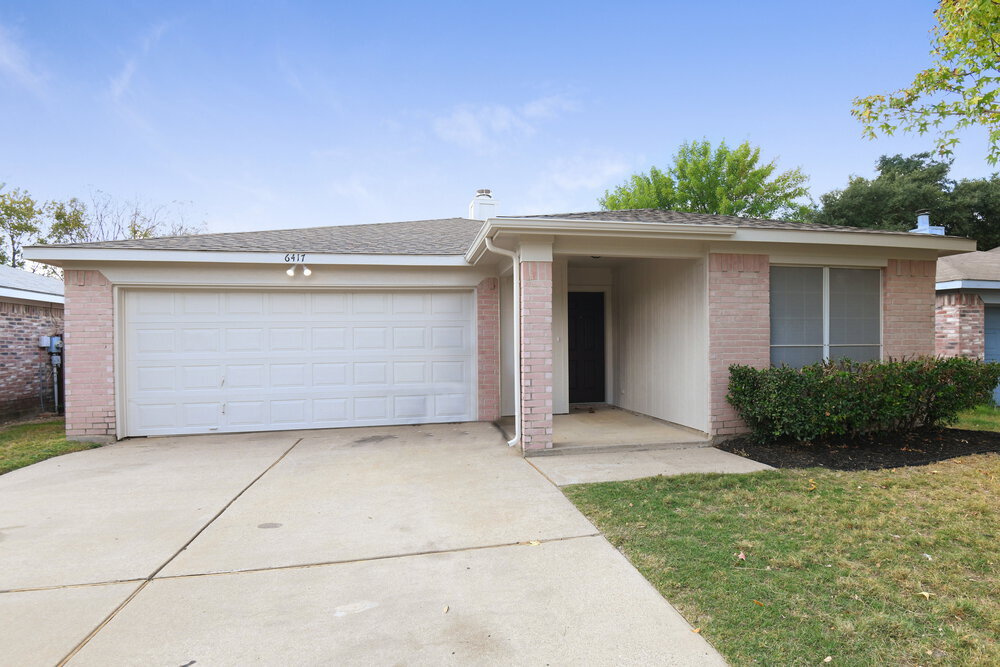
left=731, top=228, right=976, bottom=253
left=465, top=217, right=976, bottom=264
left=22, top=247, right=471, bottom=267
left=936, top=279, right=1000, bottom=291
left=465, top=218, right=737, bottom=263
left=0, top=286, right=65, bottom=304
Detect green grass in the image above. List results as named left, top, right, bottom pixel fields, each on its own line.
left=0, top=419, right=101, bottom=475
left=951, top=404, right=1000, bottom=431
left=565, top=456, right=1000, bottom=665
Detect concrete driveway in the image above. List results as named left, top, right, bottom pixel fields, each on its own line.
left=0, top=423, right=725, bottom=665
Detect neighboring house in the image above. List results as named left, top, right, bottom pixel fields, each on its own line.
left=0, top=265, right=65, bottom=420
left=24, top=192, right=973, bottom=450
left=935, top=247, right=1000, bottom=402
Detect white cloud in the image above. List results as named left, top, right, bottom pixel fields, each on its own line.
left=109, top=20, right=170, bottom=102
left=432, top=95, right=576, bottom=153
left=0, top=23, right=46, bottom=96
left=520, top=152, right=634, bottom=214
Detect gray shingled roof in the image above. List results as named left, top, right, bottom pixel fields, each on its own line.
left=937, top=247, right=1000, bottom=282
left=39, top=218, right=485, bottom=255
left=33, top=208, right=961, bottom=257
left=0, top=264, right=64, bottom=297
left=517, top=209, right=957, bottom=237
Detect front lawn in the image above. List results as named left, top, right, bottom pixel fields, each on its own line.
left=565, top=455, right=999, bottom=665
left=952, top=404, right=1000, bottom=431
left=0, top=419, right=100, bottom=476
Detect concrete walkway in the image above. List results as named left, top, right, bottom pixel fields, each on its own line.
left=0, top=423, right=728, bottom=665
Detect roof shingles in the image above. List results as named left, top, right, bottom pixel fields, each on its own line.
left=32, top=209, right=962, bottom=257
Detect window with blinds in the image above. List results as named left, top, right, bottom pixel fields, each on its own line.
left=770, top=266, right=881, bottom=367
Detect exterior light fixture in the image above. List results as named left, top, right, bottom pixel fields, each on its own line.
left=286, top=266, right=295, bottom=277
left=302, top=266, right=312, bottom=276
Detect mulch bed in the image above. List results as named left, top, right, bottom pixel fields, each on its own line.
left=716, top=427, right=1000, bottom=471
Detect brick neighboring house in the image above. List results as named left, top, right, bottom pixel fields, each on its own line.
left=935, top=247, right=1000, bottom=401
left=0, top=265, right=65, bottom=420
left=25, top=193, right=975, bottom=449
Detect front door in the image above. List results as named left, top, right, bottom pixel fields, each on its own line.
left=568, top=291, right=606, bottom=403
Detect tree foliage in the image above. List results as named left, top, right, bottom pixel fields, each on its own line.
left=0, top=187, right=43, bottom=268
left=0, top=186, right=203, bottom=270
left=853, top=0, right=1000, bottom=164
left=811, top=152, right=1000, bottom=249
left=600, top=140, right=810, bottom=219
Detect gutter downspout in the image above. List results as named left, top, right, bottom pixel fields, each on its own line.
left=484, top=236, right=521, bottom=449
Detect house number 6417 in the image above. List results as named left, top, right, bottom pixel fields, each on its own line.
left=283, top=253, right=306, bottom=262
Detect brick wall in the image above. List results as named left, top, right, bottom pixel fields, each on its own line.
left=883, top=259, right=937, bottom=358
left=0, top=300, right=64, bottom=420
left=935, top=292, right=985, bottom=359
left=476, top=277, right=500, bottom=421
left=707, top=253, right=770, bottom=438
left=520, top=261, right=553, bottom=451
left=64, top=270, right=116, bottom=442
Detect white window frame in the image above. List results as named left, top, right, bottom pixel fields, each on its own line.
left=769, top=266, right=883, bottom=364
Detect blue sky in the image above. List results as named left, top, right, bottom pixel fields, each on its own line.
left=0, top=1, right=992, bottom=233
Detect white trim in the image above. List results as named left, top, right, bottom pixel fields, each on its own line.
left=466, top=217, right=976, bottom=264
left=22, top=247, right=471, bottom=267
left=0, top=285, right=64, bottom=304
left=936, top=279, right=1000, bottom=291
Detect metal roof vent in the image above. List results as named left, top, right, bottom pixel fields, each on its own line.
left=469, top=189, right=497, bottom=221
left=909, top=209, right=945, bottom=235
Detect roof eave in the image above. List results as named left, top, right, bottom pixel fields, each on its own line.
left=22, top=246, right=472, bottom=267
left=0, top=285, right=64, bottom=304
left=465, top=217, right=738, bottom=263
left=464, top=217, right=976, bottom=263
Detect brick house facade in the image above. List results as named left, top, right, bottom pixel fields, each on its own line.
left=26, top=205, right=970, bottom=451
left=0, top=266, right=65, bottom=421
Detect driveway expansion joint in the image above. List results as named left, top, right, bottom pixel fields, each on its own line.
left=55, top=437, right=304, bottom=666
left=155, top=532, right=604, bottom=581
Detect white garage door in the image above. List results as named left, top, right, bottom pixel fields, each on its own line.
left=123, top=289, right=476, bottom=436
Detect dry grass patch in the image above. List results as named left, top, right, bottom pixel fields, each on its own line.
left=0, top=419, right=100, bottom=475
left=565, top=455, right=999, bottom=666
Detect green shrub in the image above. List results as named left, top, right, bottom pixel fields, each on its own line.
left=727, top=357, right=1000, bottom=442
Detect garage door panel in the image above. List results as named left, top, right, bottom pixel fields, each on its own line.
left=125, top=290, right=475, bottom=436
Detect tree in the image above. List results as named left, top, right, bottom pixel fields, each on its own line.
left=852, top=0, right=1000, bottom=164
left=811, top=152, right=1000, bottom=249
left=0, top=187, right=44, bottom=268
left=600, top=140, right=810, bottom=219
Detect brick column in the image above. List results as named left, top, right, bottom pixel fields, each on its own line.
left=520, top=261, right=553, bottom=451
left=707, top=254, right=770, bottom=439
left=883, top=259, right=936, bottom=358
left=64, top=270, right=116, bottom=442
left=935, top=292, right=985, bottom=359
left=476, top=277, right=500, bottom=421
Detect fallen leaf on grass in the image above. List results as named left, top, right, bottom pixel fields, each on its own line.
left=807, top=478, right=817, bottom=491
left=735, top=551, right=746, bottom=561
left=823, top=657, right=832, bottom=663
left=691, top=628, right=701, bottom=633
left=752, top=599, right=765, bottom=606
left=918, top=591, right=935, bottom=599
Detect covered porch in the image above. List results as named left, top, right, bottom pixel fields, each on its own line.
left=499, top=404, right=711, bottom=456
left=495, top=241, right=716, bottom=454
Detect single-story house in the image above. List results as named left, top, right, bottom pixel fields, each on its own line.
left=0, top=265, right=65, bottom=420
left=935, top=246, right=1000, bottom=401
left=24, top=192, right=974, bottom=451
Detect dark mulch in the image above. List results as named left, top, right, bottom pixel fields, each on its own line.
left=716, top=427, right=1000, bottom=471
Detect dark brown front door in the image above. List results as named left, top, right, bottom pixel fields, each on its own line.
left=568, top=291, right=605, bottom=403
